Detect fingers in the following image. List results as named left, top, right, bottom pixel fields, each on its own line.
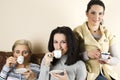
left=46, top=52, right=54, bottom=59
left=47, top=53, right=53, bottom=58
left=92, top=49, right=100, bottom=59
left=22, top=69, right=35, bottom=79
left=43, top=52, right=54, bottom=66
left=98, top=60, right=107, bottom=64
left=50, top=69, right=69, bottom=80
left=94, top=52, right=101, bottom=59
left=5, top=56, right=17, bottom=67
left=88, top=49, right=101, bottom=59
left=50, top=72, right=59, bottom=80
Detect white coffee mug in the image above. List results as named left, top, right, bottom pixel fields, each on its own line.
left=17, top=56, right=24, bottom=64
left=53, top=50, right=62, bottom=59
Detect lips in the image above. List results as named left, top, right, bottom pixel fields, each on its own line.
left=93, top=19, right=100, bottom=23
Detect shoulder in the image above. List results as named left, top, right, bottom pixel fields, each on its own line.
left=73, top=22, right=87, bottom=38
left=74, top=22, right=86, bottom=31
left=73, top=60, right=86, bottom=68
left=101, top=25, right=109, bottom=32
left=74, top=24, right=84, bottom=32
left=101, top=25, right=115, bottom=38
left=101, top=25, right=112, bottom=34
left=76, top=60, right=85, bottom=65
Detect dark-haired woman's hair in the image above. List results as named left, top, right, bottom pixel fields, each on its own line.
left=86, top=0, right=105, bottom=13
left=48, top=26, right=85, bottom=65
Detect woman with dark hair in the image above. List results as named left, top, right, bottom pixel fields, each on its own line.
left=74, top=0, right=120, bottom=80
left=38, top=26, right=87, bottom=80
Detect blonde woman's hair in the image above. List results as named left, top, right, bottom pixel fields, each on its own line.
left=12, top=39, right=32, bottom=54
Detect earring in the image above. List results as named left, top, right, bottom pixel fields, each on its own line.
left=100, top=19, right=104, bottom=25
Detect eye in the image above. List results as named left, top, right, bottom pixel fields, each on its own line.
left=99, top=12, right=103, bottom=15
left=61, top=40, right=67, bottom=44
left=22, top=50, right=28, bottom=54
left=53, top=40, right=58, bottom=44
left=91, top=11, right=96, bottom=15
left=14, top=50, right=20, bottom=54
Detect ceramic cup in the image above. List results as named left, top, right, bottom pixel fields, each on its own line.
left=53, top=50, right=62, bottom=59
left=17, top=56, right=24, bottom=64
left=101, top=52, right=110, bottom=60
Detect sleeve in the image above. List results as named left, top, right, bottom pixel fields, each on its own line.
left=103, top=28, right=120, bottom=65
left=38, top=59, right=50, bottom=80
left=0, top=65, right=12, bottom=80
left=30, top=63, right=40, bottom=79
left=75, top=61, right=87, bottom=80
left=107, top=44, right=120, bottom=65
left=106, top=30, right=120, bottom=65
left=82, top=51, right=89, bottom=61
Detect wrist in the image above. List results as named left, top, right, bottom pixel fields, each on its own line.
left=43, top=58, right=51, bottom=67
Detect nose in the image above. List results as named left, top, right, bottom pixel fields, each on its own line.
left=57, top=43, right=62, bottom=50
left=95, top=13, right=100, bottom=20
left=19, top=52, right=23, bottom=56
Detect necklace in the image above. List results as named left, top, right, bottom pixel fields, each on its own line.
left=88, top=26, right=99, bottom=33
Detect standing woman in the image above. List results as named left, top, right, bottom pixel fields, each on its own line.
left=0, top=39, right=40, bottom=80
left=38, top=26, right=87, bottom=80
left=74, top=0, right=120, bottom=80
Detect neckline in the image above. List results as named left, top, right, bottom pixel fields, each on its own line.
left=86, top=22, right=100, bottom=33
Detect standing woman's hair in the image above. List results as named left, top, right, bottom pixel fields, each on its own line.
left=48, top=26, right=85, bottom=65
left=86, top=0, right=105, bottom=13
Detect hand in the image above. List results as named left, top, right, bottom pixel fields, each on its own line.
left=22, top=69, right=36, bottom=80
left=87, top=49, right=101, bottom=59
left=5, top=56, right=17, bottom=67
left=50, top=70, right=69, bottom=80
left=98, top=60, right=107, bottom=64
left=43, top=52, right=54, bottom=67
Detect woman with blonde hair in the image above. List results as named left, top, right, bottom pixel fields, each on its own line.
left=0, top=39, right=40, bottom=80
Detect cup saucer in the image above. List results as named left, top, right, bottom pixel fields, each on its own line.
left=49, top=70, right=64, bottom=75
left=15, top=68, right=28, bottom=73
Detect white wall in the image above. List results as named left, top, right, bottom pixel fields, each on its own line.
left=0, top=0, right=120, bottom=53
